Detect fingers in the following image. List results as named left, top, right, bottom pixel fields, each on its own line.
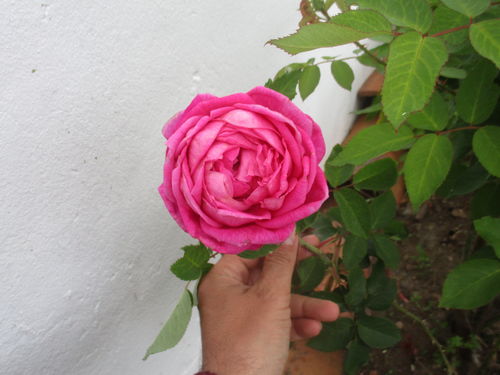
left=290, top=294, right=340, bottom=322
left=257, top=232, right=299, bottom=293
left=290, top=318, right=322, bottom=341
left=207, top=254, right=261, bottom=286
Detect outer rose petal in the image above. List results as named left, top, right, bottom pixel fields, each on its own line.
left=159, top=87, right=329, bottom=254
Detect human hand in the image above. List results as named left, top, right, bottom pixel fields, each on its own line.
left=198, top=233, right=340, bottom=375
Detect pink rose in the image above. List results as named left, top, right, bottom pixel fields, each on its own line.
left=159, top=86, right=328, bottom=254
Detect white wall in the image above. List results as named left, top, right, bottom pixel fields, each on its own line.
left=0, top=1, right=372, bottom=374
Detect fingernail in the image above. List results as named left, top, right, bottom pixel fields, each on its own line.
left=284, top=231, right=296, bottom=245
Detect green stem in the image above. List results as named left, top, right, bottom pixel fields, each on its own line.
left=429, top=23, right=471, bottom=38
left=299, top=238, right=331, bottom=264
left=355, top=41, right=386, bottom=66
left=393, top=302, right=457, bottom=375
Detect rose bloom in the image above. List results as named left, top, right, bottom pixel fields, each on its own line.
left=159, top=86, right=328, bottom=254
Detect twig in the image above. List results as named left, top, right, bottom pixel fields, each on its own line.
left=393, top=302, right=457, bottom=375
left=429, top=23, right=471, bottom=38
left=299, top=238, right=331, bottom=264
left=355, top=41, right=387, bottom=66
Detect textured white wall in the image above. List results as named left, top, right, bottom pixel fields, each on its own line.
left=0, top=1, right=371, bottom=374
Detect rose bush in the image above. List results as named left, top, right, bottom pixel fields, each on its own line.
left=159, top=86, right=328, bottom=254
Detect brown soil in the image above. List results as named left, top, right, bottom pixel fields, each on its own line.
left=366, top=196, right=500, bottom=375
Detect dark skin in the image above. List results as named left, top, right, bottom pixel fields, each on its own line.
left=198, top=234, right=340, bottom=375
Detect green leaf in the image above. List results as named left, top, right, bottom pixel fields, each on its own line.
left=299, top=65, right=321, bottom=100
left=334, top=188, right=371, bottom=238
left=357, top=44, right=389, bottom=72
left=366, top=262, right=397, bottom=310
left=440, top=259, right=500, bottom=309
left=331, top=60, right=355, bottom=90
left=473, top=126, right=500, bottom=177
left=437, top=162, right=490, bottom=198
left=312, top=0, right=325, bottom=11
left=370, top=191, right=397, bottom=230
left=474, top=217, right=500, bottom=258
left=331, top=123, right=414, bottom=166
left=239, top=244, right=278, bottom=259
left=265, top=70, right=301, bottom=99
left=440, top=0, right=490, bottom=18
left=308, top=318, right=355, bottom=351
left=471, top=183, right=500, bottom=219
left=382, top=32, right=448, bottom=127
left=144, top=289, right=193, bottom=359
left=170, top=244, right=211, bottom=281
left=357, top=316, right=401, bottom=349
left=170, top=258, right=202, bottom=281
left=404, top=134, right=453, bottom=210
left=456, top=59, right=500, bottom=124
left=428, top=5, right=470, bottom=52
left=268, top=10, right=391, bottom=55
left=331, top=9, right=393, bottom=32
left=345, top=267, right=367, bottom=307
left=356, top=0, right=433, bottom=33
left=296, top=256, right=327, bottom=293
left=470, top=19, right=500, bottom=69
left=354, top=102, right=383, bottom=115
left=326, top=163, right=354, bottom=187
left=407, top=92, right=450, bottom=131
left=312, top=212, right=338, bottom=241
left=372, top=234, right=400, bottom=269
left=343, top=234, right=369, bottom=270
left=344, top=339, right=370, bottom=375
left=440, top=66, right=467, bottom=79
left=384, top=219, right=408, bottom=240
left=353, top=158, right=398, bottom=191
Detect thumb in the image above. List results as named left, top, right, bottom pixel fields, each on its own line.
left=257, top=232, right=299, bottom=293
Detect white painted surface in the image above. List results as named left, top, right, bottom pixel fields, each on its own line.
left=0, top=1, right=371, bottom=374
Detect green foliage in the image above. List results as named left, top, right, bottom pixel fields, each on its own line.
left=471, top=183, right=500, bottom=219
left=331, top=60, right=355, bottom=90
left=344, top=339, right=370, bottom=375
left=299, top=65, right=321, bottom=100
left=343, top=234, right=368, bottom=270
left=440, top=0, right=490, bottom=18
left=144, top=289, right=193, bottom=359
left=268, top=10, right=391, bottom=54
left=440, top=259, right=500, bottom=309
left=296, top=256, right=328, bottom=293
left=382, top=32, right=448, bottom=127
left=473, top=126, right=500, bottom=177
left=474, top=216, right=500, bottom=258
left=429, top=6, right=469, bottom=52
left=366, top=262, right=397, bottom=310
left=370, top=191, right=397, bottom=229
left=407, top=92, right=450, bottom=131
left=334, top=188, right=371, bottom=238
left=355, top=0, right=433, bottom=33
left=404, top=134, right=453, bottom=210
left=456, top=59, right=499, bottom=124
left=353, top=158, right=398, bottom=190
left=170, top=244, right=212, bottom=281
left=330, top=123, right=414, bottom=166
left=470, top=19, right=500, bottom=68
left=372, top=234, right=400, bottom=269
left=345, top=267, right=367, bottom=307
left=357, top=315, right=401, bottom=348
left=308, top=318, right=355, bottom=351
